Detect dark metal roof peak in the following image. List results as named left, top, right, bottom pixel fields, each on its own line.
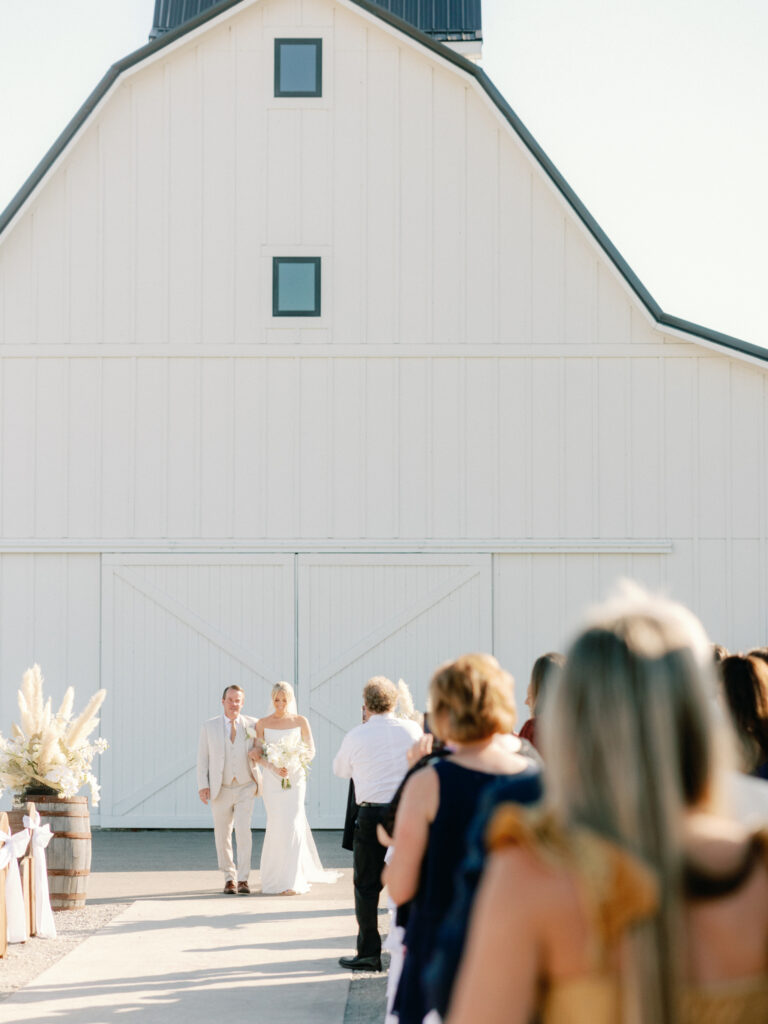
left=150, top=0, right=482, bottom=41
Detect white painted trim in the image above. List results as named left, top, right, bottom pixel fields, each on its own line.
left=0, top=343, right=728, bottom=359
left=0, top=538, right=674, bottom=553
left=656, top=325, right=768, bottom=370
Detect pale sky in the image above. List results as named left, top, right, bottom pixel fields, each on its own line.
left=1, top=0, right=766, bottom=348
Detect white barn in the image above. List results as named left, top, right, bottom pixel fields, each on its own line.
left=1, top=0, right=766, bottom=827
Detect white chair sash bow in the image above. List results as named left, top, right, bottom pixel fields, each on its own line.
left=0, top=827, right=30, bottom=943
left=23, top=810, right=57, bottom=939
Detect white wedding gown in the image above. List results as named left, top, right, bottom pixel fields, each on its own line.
left=259, top=727, right=341, bottom=894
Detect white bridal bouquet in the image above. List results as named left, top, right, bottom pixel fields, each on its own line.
left=0, top=665, right=107, bottom=805
left=262, top=731, right=313, bottom=790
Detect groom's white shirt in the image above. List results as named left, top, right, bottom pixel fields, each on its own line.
left=197, top=713, right=257, bottom=800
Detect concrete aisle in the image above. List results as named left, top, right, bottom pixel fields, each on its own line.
left=1, top=830, right=388, bottom=1024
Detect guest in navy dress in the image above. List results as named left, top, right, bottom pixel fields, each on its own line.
left=383, top=653, right=541, bottom=1024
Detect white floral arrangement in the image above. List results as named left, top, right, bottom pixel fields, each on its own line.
left=261, top=731, right=313, bottom=791
left=0, top=665, right=107, bottom=805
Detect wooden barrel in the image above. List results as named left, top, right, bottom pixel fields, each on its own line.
left=26, top=795, right=91, bottom=910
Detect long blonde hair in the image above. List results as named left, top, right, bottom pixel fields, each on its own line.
left=541, top=584, right=727, bottom=1024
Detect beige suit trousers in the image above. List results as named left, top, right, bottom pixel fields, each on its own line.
left=210, top=780, right=255, bottom=882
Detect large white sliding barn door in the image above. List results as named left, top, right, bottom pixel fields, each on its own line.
left=99, top=555, right=295, bottom=827
left=298, top=555, right=492, bottom=827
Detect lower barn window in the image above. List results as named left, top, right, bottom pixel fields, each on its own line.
left=273, top=257, right=321, bottom=317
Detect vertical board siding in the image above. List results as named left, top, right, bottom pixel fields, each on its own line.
left=530, top=360, right=561, bottom=537
left=663, top=358, right=695, bottom=537
left=1, top=360, right=36, bottom=537
left=134, top=66, right=169, bottom=344
left=0, top=352, right=764, bottom=550
left=33, top=175, right=68, bottom=345
left=0, top=0, right=658, bottom=348
left=68, top=127, right=101, bottom=345
left=431, top=69, right=466, bottom=344
left=99, top=554, right=295, bottom=826
left=496, top=139, right=532, bottom=343
left=531, top=175, right=565, bottom=345
left=629, top=358, right=662, bottom=537
left=597, top=262, right=632, bottom=345
left=564, top=223, right=597, bottom=345
left=398, top=52, right=432, bottom=343
left=67, top=360, right=101, bottom=537
left=35, top=360, right=68, bottom=538
left=167, top=47, right=203, bottom=345
left=730, top=365, right=762, bottom=538
left=299, top=554, right=492, bottom=825
left=698, top=358, right=729, bottom=537
left=563, top=359, right=594, bottom=537
left=166, top=358, right=200, bottom=536
left=201, top=28, right=237, bottom=346
left=465, top=95, right=498, bottom=343
left=397, top=357, right=430, bottom=536
left=0, top=555, right=101, bottom=760
left=597, top=358, right=628, bottom=536
left=100, top=84, right=135, bottom=346
left=133, top=359, right=168, bottom=538
left=366, top=45, right=399, bottom=344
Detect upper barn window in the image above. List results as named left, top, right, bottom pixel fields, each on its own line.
left=274, top=39, right=322, bottom=97
left=273, top=257, right=321, bottom=317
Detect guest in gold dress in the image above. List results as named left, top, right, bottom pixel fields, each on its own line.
left=447, top=585, right=768, bottom=1024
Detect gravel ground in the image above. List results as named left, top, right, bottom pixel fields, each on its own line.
left=0, top=902, right=128, bottom=1001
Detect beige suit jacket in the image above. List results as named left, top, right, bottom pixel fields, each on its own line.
left=197, top=714, right=259, bottom=800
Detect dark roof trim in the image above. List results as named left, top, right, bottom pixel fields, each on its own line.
left=1, top=0, right=764, bottom=364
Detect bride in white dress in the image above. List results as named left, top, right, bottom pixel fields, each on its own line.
left=250, top=681, right=341, bottom=895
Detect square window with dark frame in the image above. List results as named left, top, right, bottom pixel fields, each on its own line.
left=273, top=258, right=321, bottom=317
left=274, top=39, right=322, bottom=97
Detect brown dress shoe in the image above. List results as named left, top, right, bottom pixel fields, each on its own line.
left=224, top=880, right=237, bottom=894
left=237, top=881, right=251, bottom=894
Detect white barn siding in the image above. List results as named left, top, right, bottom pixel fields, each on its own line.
left=0, top=555, right=101, bottom=731
left=0, top=0, right=767, bottom=825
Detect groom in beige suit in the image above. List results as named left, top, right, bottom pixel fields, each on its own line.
left=197, top=684, right=259, bottom=894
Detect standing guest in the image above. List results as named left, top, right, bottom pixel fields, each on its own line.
left=517, top=651, right=565, bottom=752
left=720, top=654, right=768, bottom=779
left=447, top=587, right=768, bottom=1024
left=383, top=654, right=538, bottom=1024
left=333, top=676, right=422, bottom=972
left=197, top=684, right=258, bottom=894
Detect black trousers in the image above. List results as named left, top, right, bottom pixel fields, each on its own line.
left=353, top=805, right=388, bottom=958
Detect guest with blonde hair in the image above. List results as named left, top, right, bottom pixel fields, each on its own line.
left=448, top=586, right=768, bottom=1024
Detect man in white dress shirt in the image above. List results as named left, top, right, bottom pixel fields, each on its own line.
left=333, top=676, right=422, bottom=971
left=197, top=684, right=258, bottom=894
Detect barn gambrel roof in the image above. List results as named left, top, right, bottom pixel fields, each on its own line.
left=150, top=0, right=482, bottom=42
left=1, top=0, right=764, bottom=364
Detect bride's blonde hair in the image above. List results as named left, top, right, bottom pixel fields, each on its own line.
left=271, top=681, right=297, bottom=713
left=541, top=582, right=730, bottom=1024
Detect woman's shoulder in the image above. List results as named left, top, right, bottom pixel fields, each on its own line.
left=399, top=761, right=440, bottom=811
left=488, top=805, right=659, bottom=942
